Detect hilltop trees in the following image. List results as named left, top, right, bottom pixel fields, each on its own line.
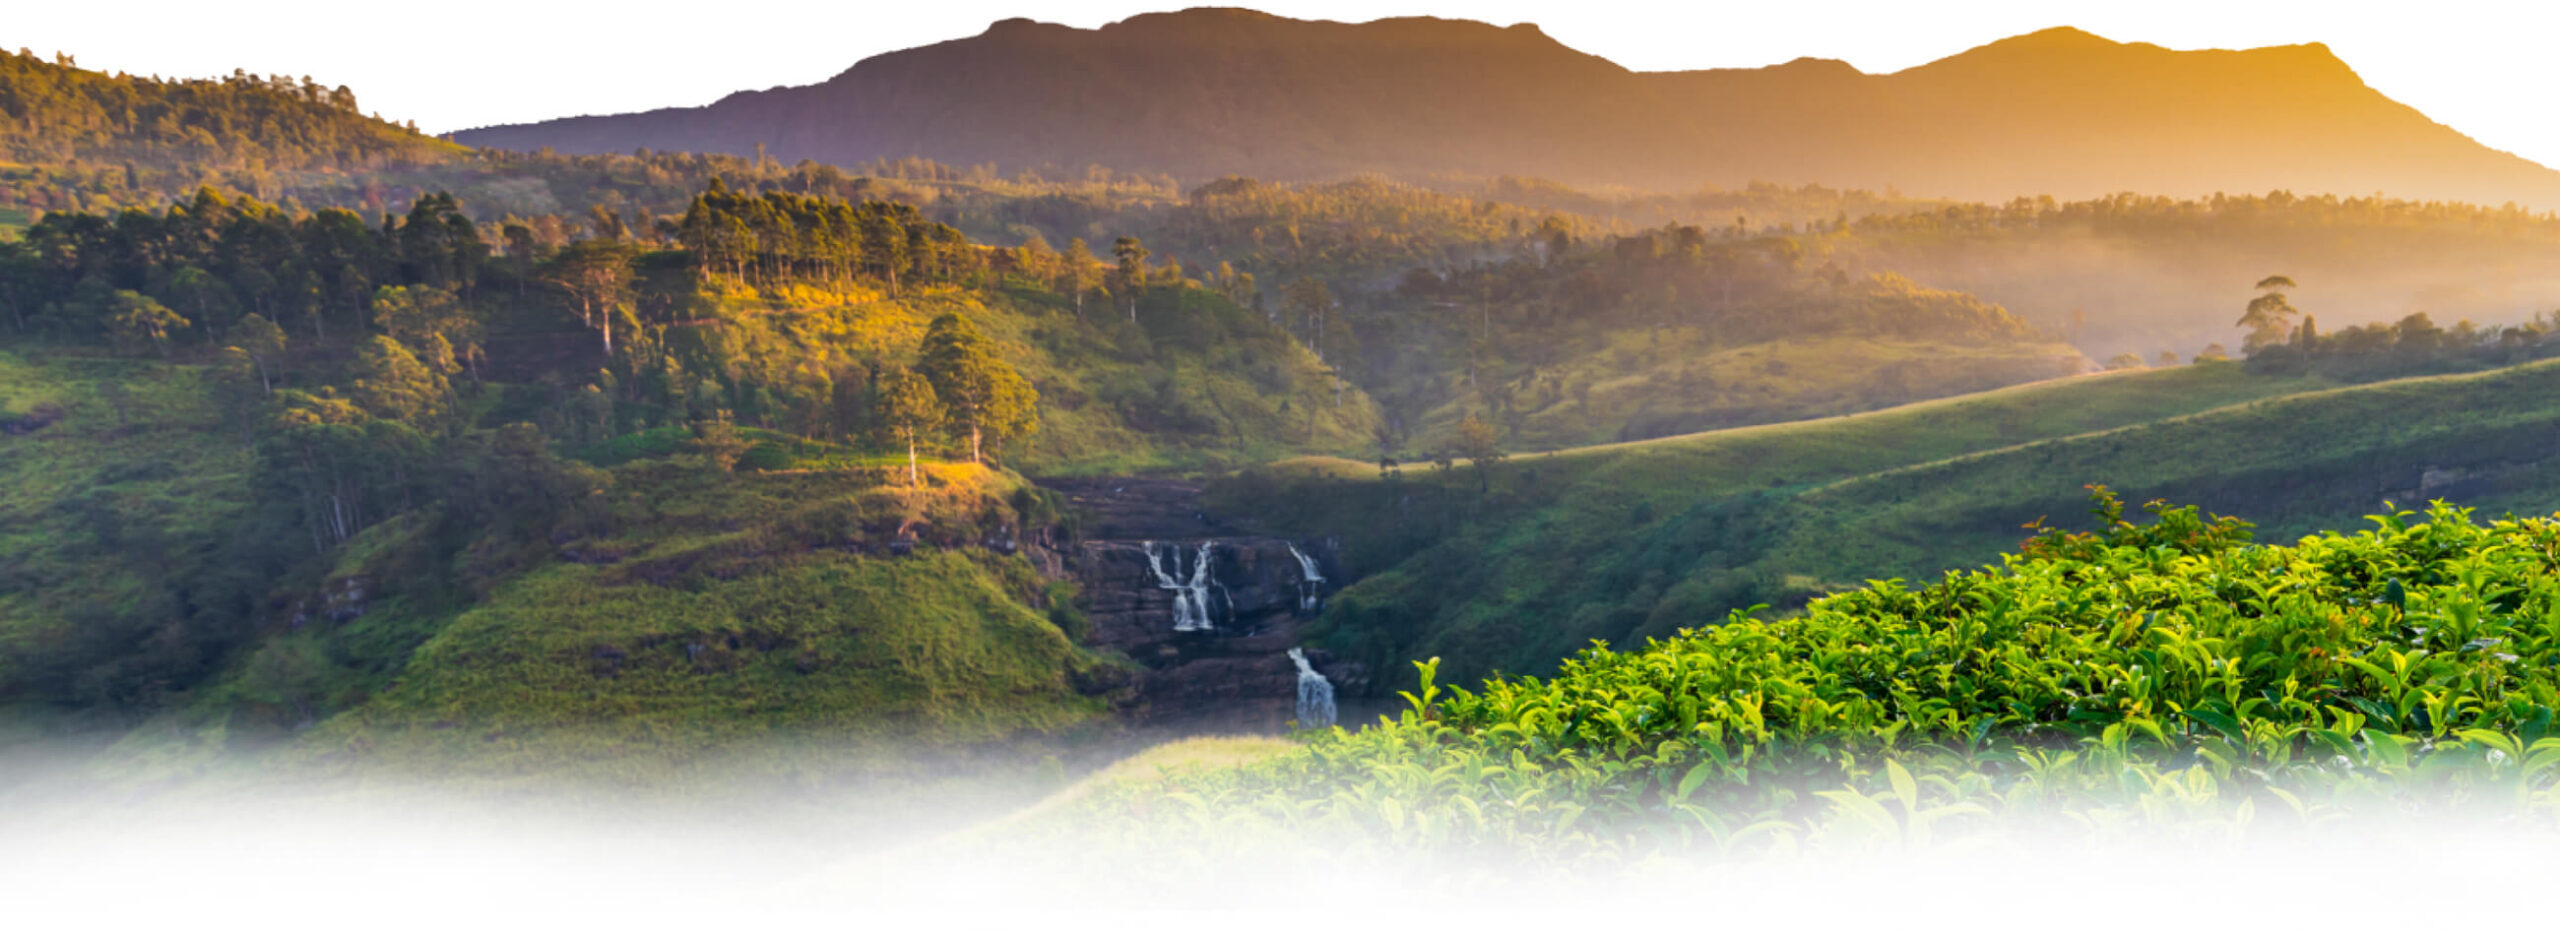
left=0, top=49, right=452, bottom=174
left=919, top=312, right=1038, bottom=464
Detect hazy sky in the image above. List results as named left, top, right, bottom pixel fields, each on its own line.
left=16, top=1, right=2560, bottom=167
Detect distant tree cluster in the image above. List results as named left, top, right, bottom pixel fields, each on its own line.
left=1853, top=189, right=2560, bottom=241
left=1468, top=176, right=1940, bottom=234
left=2231, top=274, right=2560, bottom=380
left=1389, top=223, right=2038, bottom=369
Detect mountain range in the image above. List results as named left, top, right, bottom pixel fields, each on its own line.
left=455, top=8, right=2560, bottom=208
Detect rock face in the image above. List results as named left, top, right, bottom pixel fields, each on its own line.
left=287, top=574, right=373, bottom=629
left=1046, top=478, right=1367, bottom=733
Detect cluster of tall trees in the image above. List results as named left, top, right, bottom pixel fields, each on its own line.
left=0, top=187, right=489, bottom=347
left=874, top=313, right=1039, bottom=483
left=672, top=180, right=981, bottom=291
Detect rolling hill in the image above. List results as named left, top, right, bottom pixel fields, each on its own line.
left=1218, top=357, right=2560, bottom=688
left=455, top=8, right=2560, bottom=209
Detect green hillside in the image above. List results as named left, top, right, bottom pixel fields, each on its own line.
left=171, top=460, right=1115, bottom=783
left=1213, top=359, right=2560, bottom=687
left=0, top=350, right=264, bottom=715
left=1777, top=358, right=2560, bottom=592
left=0, top=183, right=1380, bottom=779
left=0, top=341, right=1122, bottom=781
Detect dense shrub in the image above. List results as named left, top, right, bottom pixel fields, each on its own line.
left=1059, top=490, right=2560, bottom=857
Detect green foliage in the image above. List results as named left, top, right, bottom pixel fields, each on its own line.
left=674, top=181, right=978, bottom=293
left=873, top=365, right=942, bottom=485
left=224, top=313, right=287, bottom=391
left=2018, top=484, right=2255, bottom=563
left=0, top=187, right=502, bottom=348
left=919, top=312, right=1037, bottom=463
left=2237, top=275, right=2301, bottom=353
left=0, top=351, right=274, bottom=711
left=347, top=335, right=448, bottom=426
left=1045, top=497, right=2560, bottom=858
left=101, top=289, right=184, bottom=357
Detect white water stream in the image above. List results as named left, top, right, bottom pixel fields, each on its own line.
left=1285, top=542, right=1326, bottom=613
left=1289, top=647, right=1337, bottom=729
left=1143, top=540, right=1220, bottom=632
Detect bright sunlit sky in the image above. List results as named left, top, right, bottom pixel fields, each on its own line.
left=14, top=1, right=2560, bottom=167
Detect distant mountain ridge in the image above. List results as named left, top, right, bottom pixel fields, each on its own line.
left=455, top=8, right=2560, bottom=208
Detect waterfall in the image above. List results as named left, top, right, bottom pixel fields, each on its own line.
left=1288, top=647, right=1336, bottom=729
left=1285, top=542, right=1326, bottom=613
left=1144, top=540, right=1220, bottom=632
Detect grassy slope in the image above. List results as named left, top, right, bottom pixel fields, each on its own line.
left=0, top=351, right=252, bottom=700
left=289, top=548, right=1100, bottom=778
left=1220, top=362, right=2387, bottom=686
left=103, top=456, right=1118, bottom=784
left=1778, top=358, right=2560, bottom=592
left=0, top=348, right=1114, bottom=783
left=1244, top=362, right=2319, bottom=520
left=1412, top=331, right=2093, bottom=451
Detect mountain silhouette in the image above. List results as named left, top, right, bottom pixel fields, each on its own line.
left=456, top=9, right=2560, bottom=207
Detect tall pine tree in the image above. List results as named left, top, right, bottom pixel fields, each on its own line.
left=917, top=313, right=1037, bottom=464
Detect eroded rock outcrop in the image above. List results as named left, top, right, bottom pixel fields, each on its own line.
left=1046, top=478, right=1366, bottom=732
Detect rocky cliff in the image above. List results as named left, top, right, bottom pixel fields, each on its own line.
left=1046, top=478, right=1365, bottom=733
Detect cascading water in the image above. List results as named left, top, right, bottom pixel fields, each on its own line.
left=1285, top=542, right=1326, bottom=613
left=1288, top=647, right=1336, bottom=729
left=1143, top=540, right=1220, bottom=632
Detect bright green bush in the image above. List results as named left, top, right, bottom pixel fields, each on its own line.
left=1055, top=490, right=2560, bottom=858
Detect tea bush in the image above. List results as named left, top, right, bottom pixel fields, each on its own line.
left=1058, top=489, right=2560, bottom=858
